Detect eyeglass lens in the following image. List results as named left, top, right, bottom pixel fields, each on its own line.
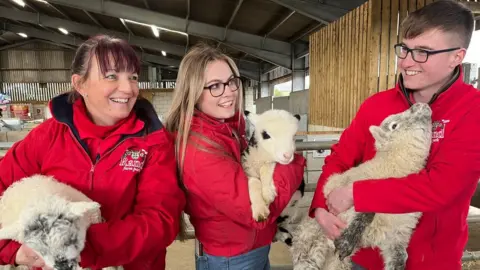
left=395, top=45, right=428, bottom=63
left=209, top=77, right=241, bottom=97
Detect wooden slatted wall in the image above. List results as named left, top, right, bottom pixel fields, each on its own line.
left=309, top=2, right=370, bottom=128
left=309, top=0, right=477, bottom=128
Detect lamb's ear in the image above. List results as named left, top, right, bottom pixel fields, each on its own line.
left=294, top=114, right=301, bottom=121
left=69, top=202, right=101, bottom=218
left=0, top=224, right=21, bottom=241
left=369, top=126, right=386, bottom=142
left=244, top=110, right=250, bottom=117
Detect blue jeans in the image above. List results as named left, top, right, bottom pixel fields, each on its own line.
left=196, top=245, right=271, bottom=270
left=352, top=262, right=366, bottom=270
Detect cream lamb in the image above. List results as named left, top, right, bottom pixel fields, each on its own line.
left=0, top=174, right=121, bottom=270
left=291, top=102, right=433, bottom=270
left=242, top=109, right=300, bottom=221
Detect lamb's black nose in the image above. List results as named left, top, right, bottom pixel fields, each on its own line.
left=54, top=258, right=77, bottom=270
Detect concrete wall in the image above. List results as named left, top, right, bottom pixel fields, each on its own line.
left=255, top=97, right=272, bottom=113
left=272, top=96, right=289, bottom=111
left=0, top=130, right=29, bottom=142
left=244, top=87, right=256, bottom=113
left=303, top=133, right=340, bottom=184
left=289, top=90, right=309, bottom=115
left=151, top=91, right=173, bottom=122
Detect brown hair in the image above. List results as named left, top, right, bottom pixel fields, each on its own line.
left=68, top=34, right=141, bottom=103
left=401, top=0, right=474, bottom=49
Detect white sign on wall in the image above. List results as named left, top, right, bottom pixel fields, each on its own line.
left=312, top=149, right=331, bottom=159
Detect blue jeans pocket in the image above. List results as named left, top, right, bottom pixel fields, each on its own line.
left=196, top=255, right=209, bottom=270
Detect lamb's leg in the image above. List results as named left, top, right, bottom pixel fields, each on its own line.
left=248, top=176, right=270, bottom=221
left=379, top=243, right=408, bottom=270
left=291, top=217, right=331, bottom=270
left=334, top=212, right=375, bottom=261
left=259, top=163, right=276, bottom=204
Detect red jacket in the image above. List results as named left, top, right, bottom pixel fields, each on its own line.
left=182, top=110, right=306, bottom=257
left=0, top=93, right=186, bottom=270
left=309, top=66, right=480, bottom=270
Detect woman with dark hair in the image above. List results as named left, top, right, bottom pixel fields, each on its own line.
left=0, top=35, right=185, bottom=270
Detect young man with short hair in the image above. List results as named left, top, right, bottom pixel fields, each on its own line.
left=309, top=1, right=480, bottom=269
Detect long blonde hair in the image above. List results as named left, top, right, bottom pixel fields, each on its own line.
left=165, top=43, right=244, bottom=181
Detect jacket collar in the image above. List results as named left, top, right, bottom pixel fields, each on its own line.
left=49, top=93, right=163, bottom=135
left=192, top=109, right=246, bottom=137
left=396, top=65, right=463, bottom=106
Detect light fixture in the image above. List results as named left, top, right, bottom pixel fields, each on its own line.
left=161, top=51, right=166, bottom=56
left=58, top=27, right=68, bottom=35
left=151, top=25, right=159, bottom=38
left=17, top=33, right=28, bottom=38
left=121, top=18, right=187, bottom=36
left=34, top=0, right=48, bottom=3
left=11, top=0, right=25, bottom=7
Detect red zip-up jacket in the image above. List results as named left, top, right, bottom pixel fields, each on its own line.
left=309, top=66, right=480, bottom=270
left=182, top=110, right=306, bottom=257
left=0, top=93, right=186, bottom=270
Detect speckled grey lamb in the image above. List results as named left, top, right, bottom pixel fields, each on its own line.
left=291, top=102, right=432, bottom=270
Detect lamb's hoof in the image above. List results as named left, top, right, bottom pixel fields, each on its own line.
left=262, top=188, right=277, bottom=204
left=252, top=203, right=270, bottom=221
left=334, top=236, right=355, bottom=261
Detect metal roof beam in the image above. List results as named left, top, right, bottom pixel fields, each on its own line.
left=266, top=0, right=346, bottom=24
left=264, top=10, right=295, bottom=39
left=0, top=7, right=288, bottom=69
left=222, top=43, right=291, bottom=68
left=1, top=24, right=260, bottom=81
left=3, top=24, right=84, bottom=47
left=84, top=10, right=104, bottom=28
left=223, top=0, right=244, bottom=41
left=288, top=22, right=322, bottom=43
left=0, top=39, right=36, bottom=51
left=0, top=7, right=185, bottom=56
left=43, top=0, right=291, bottom=68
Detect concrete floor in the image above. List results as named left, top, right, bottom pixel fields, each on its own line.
left=165, top=240, right=292, bottom=270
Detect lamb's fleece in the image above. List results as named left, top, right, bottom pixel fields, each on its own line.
left=242, top=109, right=300, bottom=221
left=291, top=102, right=433, bottom=270
left=0, top=174, right=122, bottom=270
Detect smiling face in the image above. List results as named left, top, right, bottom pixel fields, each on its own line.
left=197, top=60, right=240, bottom=120
left=73, top=55, right=139, bottom=126
left=398, top=28, right=465, bottom=97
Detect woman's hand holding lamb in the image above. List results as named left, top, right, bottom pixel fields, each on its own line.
left=314, top=208, right=347, bottom=240
left=15, top=244, right=51, bottom=269
left=326, top=184, right=354, bottom=216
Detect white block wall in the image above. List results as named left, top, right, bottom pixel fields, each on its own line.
left=244, top=87, right=256, bottom=113
left=152, top=91, right=173, bottom=122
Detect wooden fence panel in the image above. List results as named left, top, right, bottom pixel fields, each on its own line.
left=309, top=1, right=376, bottom=128
left=309, top=0, right=477, bottom=128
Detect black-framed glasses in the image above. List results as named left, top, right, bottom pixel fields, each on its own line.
left=203, top=76, right=241, bottom=97
left=394, top=44, right=460, bottom=63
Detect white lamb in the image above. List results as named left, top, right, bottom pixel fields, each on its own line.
left=291, top=102, right=433, bottom=270
left=242, top=109, right=301, bottom=221
left=0, top=174, right=121, bottom=270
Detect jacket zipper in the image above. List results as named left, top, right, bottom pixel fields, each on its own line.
left=64, top=125, right=95, bottom=190
left=63, top=123, right=138, bottom=190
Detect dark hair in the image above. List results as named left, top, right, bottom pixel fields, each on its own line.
left=68, top=34, right=141, bottom=103
left=401, top=0, right=474, bottom=49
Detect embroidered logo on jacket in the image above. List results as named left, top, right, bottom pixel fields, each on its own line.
left=119, top=149, right=148, bottom=172
left=432, top=119, right=450, bottom=142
